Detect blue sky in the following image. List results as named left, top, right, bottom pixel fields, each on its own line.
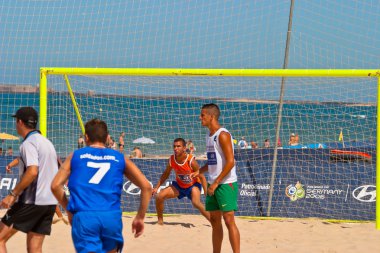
left=0, top=0, right=379, bottom=87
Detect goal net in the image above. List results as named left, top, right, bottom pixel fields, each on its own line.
left=0, top=1, right=379, bottom=230
left=38, top=68, right=377, bottom=222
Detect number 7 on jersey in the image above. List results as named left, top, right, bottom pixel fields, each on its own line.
left=87, top=161, right=111, bottom=184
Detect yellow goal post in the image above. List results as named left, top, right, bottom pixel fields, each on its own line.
left=40, top=67, right=380, bottom=229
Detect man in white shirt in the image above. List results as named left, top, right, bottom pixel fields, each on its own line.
left=197, top=103, right=240, bottom=253
left=0, top=107, right=58, bottom=253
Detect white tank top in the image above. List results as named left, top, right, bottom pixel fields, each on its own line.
left=206, top=127, right=237, bottom=184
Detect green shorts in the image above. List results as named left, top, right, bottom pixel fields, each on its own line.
left=206, top=182, right=238, bottom=212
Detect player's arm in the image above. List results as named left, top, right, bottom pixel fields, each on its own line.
left=6, top=157, right=19, bottom=173
left=152, top=162, right=172, bottom=195
left=208, top=131, right=235, bottom=195
left=191, top=159, right=208, bottom=196
left=51, top=153, right=73, bottom=210
left=199, top=162, right=208, bottom=174
left=1, top=163, right=40, bottom=209
left=2, top=144, right=43, bottom=208
left=124, top=156, right=152, bottom=238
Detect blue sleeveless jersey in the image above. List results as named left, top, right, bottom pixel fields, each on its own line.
left=67, top=147, right=126, bottom=212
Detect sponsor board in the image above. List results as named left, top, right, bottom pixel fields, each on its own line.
left=123, top=180, right=154, bottom=195
left=285, top=181, right=305, bottom=201
left=285, top=181, right=344, bottom=201
left=123, top=180, right=206, bottom=195
left=0, top=178, right=17, bottom=190
left=240, top=183, right=270, bottom=197
left=306, top=185, right=344, bottom=200
left=1, top=149, right=376, bottom=220
left=352, top=185, right=376, bottom=202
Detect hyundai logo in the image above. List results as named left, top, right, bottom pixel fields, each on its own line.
left=123, top=180, right=153, bottom=195
left=123, top=181, right=142, bottom=195
left=352, top=185, right=376, bottom=202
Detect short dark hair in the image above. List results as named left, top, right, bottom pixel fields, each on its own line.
left=85, top=119, right=108, bottom=144
left=201, top=103, right=220, bottom=120
left=173, top=138, right=186, bottom=147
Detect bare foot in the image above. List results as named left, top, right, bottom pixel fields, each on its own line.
left=53, top=217, right=69, bottom=225
left=52, top=217, right=62, bottom=224
left=61, top=216, right=69, bottom=225
left=157, top=219, right=164, bottom=225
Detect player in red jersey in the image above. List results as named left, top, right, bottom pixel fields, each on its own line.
left=152, top=138, right=210, bottom=225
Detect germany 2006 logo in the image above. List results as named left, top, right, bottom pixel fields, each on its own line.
left=285, top=181, right=305, bottom=201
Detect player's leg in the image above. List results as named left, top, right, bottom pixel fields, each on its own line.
left=209, top=211, right=223, bottom=253
left=205, top=187, right=224, bottom=253
left=217, top=182, right=240, bottom=253
left=26, top=205, right=55, bottom=253
left=53, top=205, right=68, bottom=225
left=26, top=232, right=45, bottom=253
left=101, top=210, right=124, bottom=253
left=190, top=185, right=210, bottom=221
left=155, top=185, right=179, bottom=225
left=72, top=212, right=103, bottom=252
left=222, top=211, right=240, bottom=253
left=0, top=223, right=18, bottom=253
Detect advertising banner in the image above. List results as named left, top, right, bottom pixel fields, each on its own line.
left=0, top=147, right=375, bottom=220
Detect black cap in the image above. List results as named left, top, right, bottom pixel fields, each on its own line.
left=12, top=107, right=38, bottom=126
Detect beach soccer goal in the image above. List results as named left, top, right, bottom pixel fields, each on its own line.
left=39, top=68, right=379, bottom=228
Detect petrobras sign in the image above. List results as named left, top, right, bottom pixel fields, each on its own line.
left=240, top=183, right=270, bottom=197
left=352, top=185, right=376, bottom=202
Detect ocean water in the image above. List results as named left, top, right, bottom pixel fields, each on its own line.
left=0, top=92, right=376, bottom=156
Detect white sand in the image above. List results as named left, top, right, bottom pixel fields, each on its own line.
left=3, top=213, right=380, bottom=253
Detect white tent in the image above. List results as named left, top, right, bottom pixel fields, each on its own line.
left=132, top=136, right=155, bottom=144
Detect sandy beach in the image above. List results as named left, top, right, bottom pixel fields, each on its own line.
left=4, top=213, right=380, bottom=253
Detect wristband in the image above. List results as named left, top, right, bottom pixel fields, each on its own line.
left=8, top=190, right=17, bottom=197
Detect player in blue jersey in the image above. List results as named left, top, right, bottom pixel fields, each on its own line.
left=51, top=119, right=152, bottom=253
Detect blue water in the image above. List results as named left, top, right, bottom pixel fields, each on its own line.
left=0, top=92, right=376, bottom=156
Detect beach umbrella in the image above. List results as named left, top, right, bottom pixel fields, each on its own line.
left=0, top=132, right=19, bottom=141
left=132, top=136, right=155, bottom=144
